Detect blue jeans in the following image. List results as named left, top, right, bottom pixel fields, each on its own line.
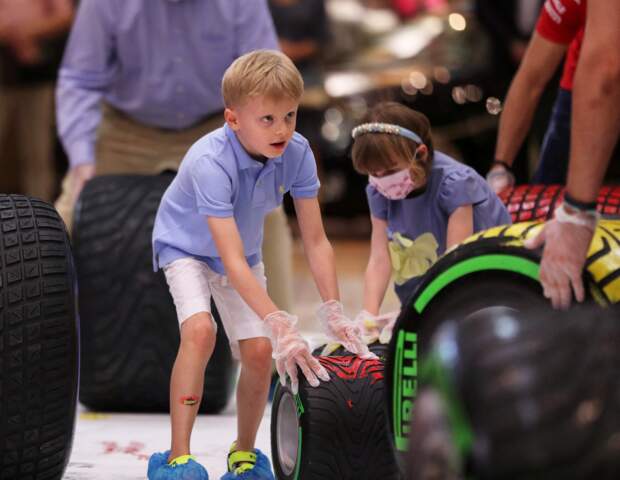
left=532, top=88, right=571, bottom=184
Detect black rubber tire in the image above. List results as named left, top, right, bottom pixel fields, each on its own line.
left=271, top=343, right=400, bottom=480
left=406, top=305, right=620, bottom=480
left=386, top=238, right=549, bottom=469
left=72, top=174, right=236, bottom=413
left=0, top=195, right=78, bottom=480
left=498, top=184, right=620, bottom=223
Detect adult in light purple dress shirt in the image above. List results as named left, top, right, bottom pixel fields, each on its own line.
left=55, top=0, right=278, bottom=208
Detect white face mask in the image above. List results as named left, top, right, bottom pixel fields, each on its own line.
left=368, top=168, right=416, bottom=200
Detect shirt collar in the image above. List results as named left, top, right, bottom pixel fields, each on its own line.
left=224, top=123, right=283, bottom=170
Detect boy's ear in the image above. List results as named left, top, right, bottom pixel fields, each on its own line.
left=224, top=108, right=240, bottom=130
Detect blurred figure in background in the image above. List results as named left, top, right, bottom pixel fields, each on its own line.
left=475, top=0, right=543, bottom=82
left=268, top=0, right=330, bottom=221
left=365, top=0, right=448, bottom=17
left=0, top=0, right=74, bottom=200
left=476, top=0, right=549, bottom=184
left=268, top=0, right=328, bottom=86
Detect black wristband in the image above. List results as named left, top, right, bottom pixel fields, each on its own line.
left=491, top=160, right=513, bottom=172
left=563, top=191, right=598, bottom=212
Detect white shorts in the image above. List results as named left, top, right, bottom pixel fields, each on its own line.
left=163, top=257, right=270, bottom=359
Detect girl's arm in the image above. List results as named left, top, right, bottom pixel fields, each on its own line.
left=363, top=215, right=392, bottom=315
left=446, top=204, right=474, bottom=249
left=293, top=197, right=340, bottom=301
left=207, top=216, right=279, bottom=318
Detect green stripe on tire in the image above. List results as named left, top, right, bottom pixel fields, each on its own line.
left=413, top=255, right=540, bottom=314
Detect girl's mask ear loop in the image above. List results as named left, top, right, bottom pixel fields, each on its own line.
left=404, top=147, right=429, bottom=199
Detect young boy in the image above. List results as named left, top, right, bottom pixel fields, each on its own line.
left=149, top=50, right=374, bottom=480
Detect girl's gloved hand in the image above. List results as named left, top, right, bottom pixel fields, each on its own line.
left=317, top=300, right=378, bottom=359
left=264, top=310, right=330, bottom=395
left=355, top=310, right=400, bottom=345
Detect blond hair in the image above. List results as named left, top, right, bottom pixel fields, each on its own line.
left=351, top=102, right=434, bottom=182
left=221, top=50, right=304, bottom=107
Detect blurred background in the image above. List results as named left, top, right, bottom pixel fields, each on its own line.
left=5, top=0, right=618, bottom=232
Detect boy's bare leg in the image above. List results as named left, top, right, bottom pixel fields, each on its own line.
left=169, top=312, right=217, bottom=461
left=236, top=337, right=273, bottom=451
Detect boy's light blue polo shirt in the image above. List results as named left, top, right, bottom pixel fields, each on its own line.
left=152, top=124, right=320, bottom=274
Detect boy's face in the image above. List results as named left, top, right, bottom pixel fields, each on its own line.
left=225, top=95, right=299, bottom=159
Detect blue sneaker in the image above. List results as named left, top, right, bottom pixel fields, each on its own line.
left=148, top=451, right=170, bottom=479
left=148, top=451, right=209, bottom=480
left=220, top=443, right=274, bottom=480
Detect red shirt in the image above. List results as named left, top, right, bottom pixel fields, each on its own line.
left=536, top=0, right=586, bottom=91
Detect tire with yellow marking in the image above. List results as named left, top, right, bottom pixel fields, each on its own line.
left=386, top=220, right=620, bottom=469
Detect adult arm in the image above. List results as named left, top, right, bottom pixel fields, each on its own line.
left=56, top=0, right=115, bottom=170
left=565, top=0, right=620, bottom=203
left=362, top=215, right=392, bottom=316
left=526, top=0, right=620, bottom=309
left=493, top=33, right=566, bottom=170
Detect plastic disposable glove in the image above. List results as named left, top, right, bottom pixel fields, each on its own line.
left=525, top=203, right=597, bottom=310
left=317, top=300, right=377, bottom=359
left=355, top=310, right=400, bottom=345
left=264, top=310, right=330, bottom=395
left=486, top=163, right=515, bottom=194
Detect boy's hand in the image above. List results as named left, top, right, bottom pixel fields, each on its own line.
left=317, top=300, right=378, bottom=359
left=264, top=310, right=330, bottom=395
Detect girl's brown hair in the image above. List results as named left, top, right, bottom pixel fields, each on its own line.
left=351, top=102, right=434, bottom=180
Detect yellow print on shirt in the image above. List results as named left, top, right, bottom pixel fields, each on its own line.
left=389, top=232, right=439, bottom=285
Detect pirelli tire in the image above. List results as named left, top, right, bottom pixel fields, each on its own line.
left=406, top=305, right=620, bottom=480
left=72, top=173, right=236, bottom=413
left=271, top=342, right=399, bottom=480
left=498, top=184, right=620, bottom=223
left=0, top=195, right=79, bottom=480
left=386, top=220, right=620, bottom=468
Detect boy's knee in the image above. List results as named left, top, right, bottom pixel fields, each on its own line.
left=180, top=314, right=216, bottom=353
left=240, top=338, right=273, bottom=375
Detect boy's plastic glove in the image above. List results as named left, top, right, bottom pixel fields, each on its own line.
left=317, top=300, right=378, bottom=359
left=355, top=310, right=400, bottom=345
left=264, top=310, right=330, bottom=395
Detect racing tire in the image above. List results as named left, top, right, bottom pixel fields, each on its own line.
left=388, top=218, right=620, bottom=470
left=499, top=184, right=620, bottom=223
left=406, top=305, right=620, bottom=480
left=387, top=231, right=550, bottom=468
left=271, top=343, right=399, bottom=480
left=72, top=173, right=236, bottom=413
left=0, top=195, right=79, bottom=480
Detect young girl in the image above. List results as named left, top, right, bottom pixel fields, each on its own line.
left=351, top=102, right=511, bottom=318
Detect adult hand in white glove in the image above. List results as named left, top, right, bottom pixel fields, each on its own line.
left=486, top=162, right=515, bottom=194
left=525, top=204, right=597, bottom=310
left=317, top=300, right=377, bottom=359
left=264, top=310, right=330, bottom=395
